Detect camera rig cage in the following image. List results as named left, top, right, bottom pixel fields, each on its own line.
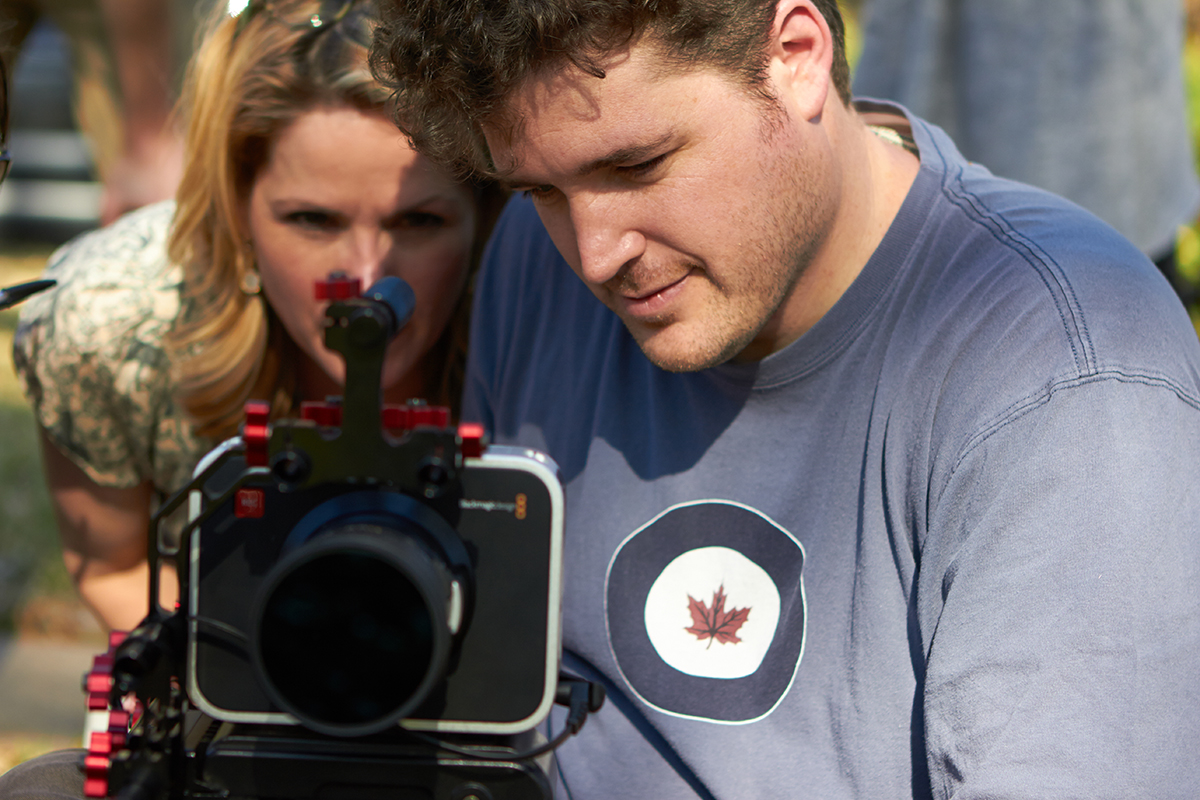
left=80, top=273, right=603, bottom=800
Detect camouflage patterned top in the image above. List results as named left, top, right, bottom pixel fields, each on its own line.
left=13, top=201, right=212, bottom=495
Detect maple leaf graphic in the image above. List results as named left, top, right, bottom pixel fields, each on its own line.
left=685, top=584, right=750, bottom=648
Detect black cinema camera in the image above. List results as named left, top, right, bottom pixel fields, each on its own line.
left=82, top=274, right=602, bottom=800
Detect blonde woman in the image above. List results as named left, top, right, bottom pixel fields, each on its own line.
left=13, top=0, right=504, bottom=632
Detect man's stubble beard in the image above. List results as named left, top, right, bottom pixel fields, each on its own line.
left=631, top=116, right=835, bottom=373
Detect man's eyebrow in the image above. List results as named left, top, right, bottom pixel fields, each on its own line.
left=573, top=132, right=675, bottom=178
left=500, top=131, right=676, bottom=190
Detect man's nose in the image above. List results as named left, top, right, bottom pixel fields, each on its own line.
left=570, top=193, right=647, bottom=287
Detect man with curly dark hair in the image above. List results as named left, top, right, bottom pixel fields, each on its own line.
left=374, top=0, right=1200, bottom=797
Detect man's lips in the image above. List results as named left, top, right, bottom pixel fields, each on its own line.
left=615, top=272, right=691, bottom=319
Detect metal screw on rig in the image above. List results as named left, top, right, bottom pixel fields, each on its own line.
left=452, top=783, right=492, bottom=800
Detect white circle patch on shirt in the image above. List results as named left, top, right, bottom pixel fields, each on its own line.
left=644, top=546, right=782, bottom=679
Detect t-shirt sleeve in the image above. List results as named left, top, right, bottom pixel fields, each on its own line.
left=919, top=377, right=1200, bottom=797
left=12, top=203, right=188, bottom=490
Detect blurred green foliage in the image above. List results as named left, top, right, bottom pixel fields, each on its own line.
left=1179, top=32, right=1200, bottom=328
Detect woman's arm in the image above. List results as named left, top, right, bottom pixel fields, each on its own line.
left=39, top=429, right=177, bottom=632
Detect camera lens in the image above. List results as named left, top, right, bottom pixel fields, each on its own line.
left=253, top=528, right=453, bottom=736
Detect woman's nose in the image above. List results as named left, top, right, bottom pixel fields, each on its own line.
left=342, top=230, right=392, bottom=288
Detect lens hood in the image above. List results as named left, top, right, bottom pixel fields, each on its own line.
left=251, top=528, right=455, bottom=737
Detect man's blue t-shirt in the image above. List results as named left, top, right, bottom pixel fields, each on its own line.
left=464, top=107, right=1200, bottom=799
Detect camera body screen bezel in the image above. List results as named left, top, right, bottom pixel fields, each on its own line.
left=182, top=442, right=564, bottom=736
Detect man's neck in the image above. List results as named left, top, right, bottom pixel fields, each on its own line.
left=837, top=103, right=922, bottom=272
left=760, top=100, right=920, bottom=355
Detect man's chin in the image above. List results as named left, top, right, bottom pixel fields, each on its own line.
left=628, top=320, right=744, bottom=374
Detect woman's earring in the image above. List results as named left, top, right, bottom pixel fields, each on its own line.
left=241, top=268, right=262, bottom=295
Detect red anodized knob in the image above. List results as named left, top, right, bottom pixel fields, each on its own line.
left=300, top=400, right=343, bottom=427
left=458, top=422, right=486, bottom=458
left=83, top=732, right=113, bottom=798
left=243, top=400, right=271, bottom=467
left=314, top=272, right=362, bottom=300
left=382, top=404, right=451, bottom=431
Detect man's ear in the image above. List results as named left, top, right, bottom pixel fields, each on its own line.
left=768, top=0, right=833, bottom=120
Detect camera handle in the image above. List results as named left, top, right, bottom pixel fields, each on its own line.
left=235, top=272, right=460, bottom=505
left=318, top=273, right=415, bottom=459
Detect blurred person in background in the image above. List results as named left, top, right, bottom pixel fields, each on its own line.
left=0, top=49, right=57, bottom=306
left=0, top=0, right=205, bottom=224
left=853, top=0, right=1200, bottom=307
left=1, top=39, right=9, bottom=186
left=11, top=0, right=504, bottom=632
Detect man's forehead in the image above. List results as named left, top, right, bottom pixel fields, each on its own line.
left=489, top=50, right=628, bottom=137
left=484, top=41, right=692, bottom=177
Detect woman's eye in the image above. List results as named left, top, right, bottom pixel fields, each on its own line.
left=285, top=210, right=339, bottom=230
left=399, top=211, right=447, bottom=229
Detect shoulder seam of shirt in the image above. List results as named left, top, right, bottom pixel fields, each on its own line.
left=939, top=369, right=1200, bottom=510
left=923, top=134, right=1097, bottom=377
